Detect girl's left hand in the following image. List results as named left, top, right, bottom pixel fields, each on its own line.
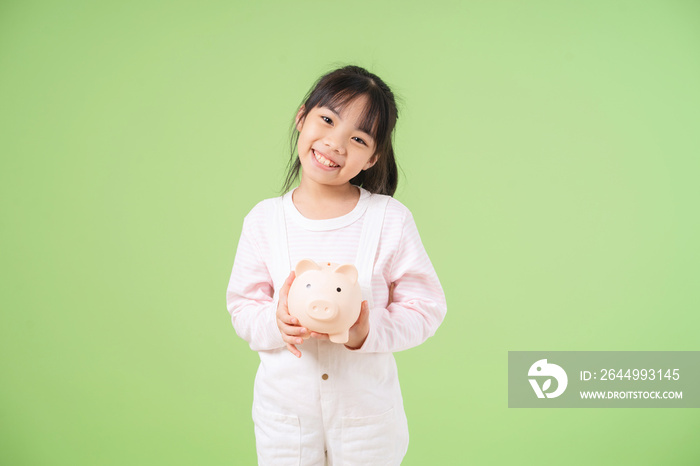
left=345, top=300, right=370, bottom=350
left=309, top=300, right=370, bottom=350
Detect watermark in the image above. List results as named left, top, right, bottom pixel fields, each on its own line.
left=508, top=352, right=700, bottom=408
left=528, top=359, right=568, bottom=398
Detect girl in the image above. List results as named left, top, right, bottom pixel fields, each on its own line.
left=226, top=65, right=446, bottom=465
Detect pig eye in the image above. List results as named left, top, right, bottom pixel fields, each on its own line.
left=306, top=284, right=311, bottom=288
left=336, top=287, right=341, bottom=292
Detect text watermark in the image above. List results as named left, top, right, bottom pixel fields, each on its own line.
left=508, top=352, right=700, bottom=408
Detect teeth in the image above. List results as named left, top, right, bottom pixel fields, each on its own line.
left=314, top=150, right=339, bottom=167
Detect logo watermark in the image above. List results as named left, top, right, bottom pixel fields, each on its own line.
left=509, top=352, right=700, bottom=408
left=528, top=359, right=568, bottom=398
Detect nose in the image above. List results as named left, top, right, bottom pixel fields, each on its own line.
left=307, top=300, right=339, bottom=321
left=323, top=131, right=346, bottom=154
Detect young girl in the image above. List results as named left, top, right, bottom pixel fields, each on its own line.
left=226, top=65, right=446, bottom=465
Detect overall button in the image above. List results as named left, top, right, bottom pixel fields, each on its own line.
left=321, top=374, right=329, bottom=380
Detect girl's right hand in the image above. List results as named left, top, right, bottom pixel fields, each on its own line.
left=275, top=271, right=308, bottom=358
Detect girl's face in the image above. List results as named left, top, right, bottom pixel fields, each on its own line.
left=295, top=95, right=378, bottom=191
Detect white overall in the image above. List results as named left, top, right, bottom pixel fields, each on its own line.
left=252, top=192, right=409, bottom=466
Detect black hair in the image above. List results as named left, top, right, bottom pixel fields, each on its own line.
left=281, top=65, right=399, bottom=196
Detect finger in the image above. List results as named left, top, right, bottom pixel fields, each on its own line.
left=280, top=329, right=305, bottom=345
left=348, top=302, right=368, bottom=330
left=279, top=323, right=308, bottom=338
left=279, top=271, right=296, bottom=300
left=276, top=299, right=300, bottom=325
left=277, top=310, right=301, bottom=327
left=286, top=343, right=301, bottom=358
left=354, top=301, right=368, bottom=324
left=309, top=332, right=330, bottom=340
left=277, top=272, right=297, bottom=322
left=277, top=309, right=297, bottom=325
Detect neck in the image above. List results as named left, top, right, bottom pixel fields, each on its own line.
left=295, top=178, right=358, bottom=201
left=292, top=177, right=360, bottom=220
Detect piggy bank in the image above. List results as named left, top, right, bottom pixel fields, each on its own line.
left=287, top=259, right=362, bottom=344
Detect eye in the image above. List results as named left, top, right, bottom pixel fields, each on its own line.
left=336, top=287, right=341, bottom=292
left=352, top=137, right=367, bottom=146
left=321, top=116, right=333, bottom=125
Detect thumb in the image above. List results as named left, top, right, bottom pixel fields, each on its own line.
left=360, top=300, right=369, bottom=320
left=280, top=271, right=296, bottom=298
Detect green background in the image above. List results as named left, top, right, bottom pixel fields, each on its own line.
left=1, top=1, right=698, bottom=464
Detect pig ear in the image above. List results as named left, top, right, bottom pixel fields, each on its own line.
left=295, top=259, right=321, bottom=276
left=333, top=264, right=358, bottom=284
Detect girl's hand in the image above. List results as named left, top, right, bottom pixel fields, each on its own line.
left=344, top=300, right=370, bottom=350
left=275, top=271, right=308, bottom=358
left=309, top=300, right=370, bottom=349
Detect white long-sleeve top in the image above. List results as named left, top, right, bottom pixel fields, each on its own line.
left=226, top=187, right=447, bottom=463
left=226, top=187, right=447, bottom=354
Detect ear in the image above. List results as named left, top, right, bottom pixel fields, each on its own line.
left=295, top=106, right=306, bottom=132
left=362, top=153, right=379, bottom=171
left=333, top=264, right=358, bottom=284
left=295, top=258, right=321, bottom=276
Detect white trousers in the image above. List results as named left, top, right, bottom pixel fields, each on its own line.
left=253, top=388, right=409, bottom=465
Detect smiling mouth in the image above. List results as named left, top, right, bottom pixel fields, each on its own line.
left=313, top=150, right=339, bottom=168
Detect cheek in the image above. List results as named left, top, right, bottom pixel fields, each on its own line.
left=298, top=127, right=318, bottom=147
left=353, top=151, right=375, bottom=169
left=297, top=131, right=314, bottom=154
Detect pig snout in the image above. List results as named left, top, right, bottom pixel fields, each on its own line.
left=307, top=300, right=339, bottom=321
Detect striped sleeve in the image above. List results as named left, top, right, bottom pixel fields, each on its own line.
left=358, top=208, right=447, bottom=353
left=225, top=208, right=286, bottom=351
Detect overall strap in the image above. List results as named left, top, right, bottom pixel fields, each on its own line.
left=269, top=195, right=290, bottom=301
left=355, top=194, right=390, bottom=308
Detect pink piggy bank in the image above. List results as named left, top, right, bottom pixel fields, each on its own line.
left=287, top=259, right=362, bottom=344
